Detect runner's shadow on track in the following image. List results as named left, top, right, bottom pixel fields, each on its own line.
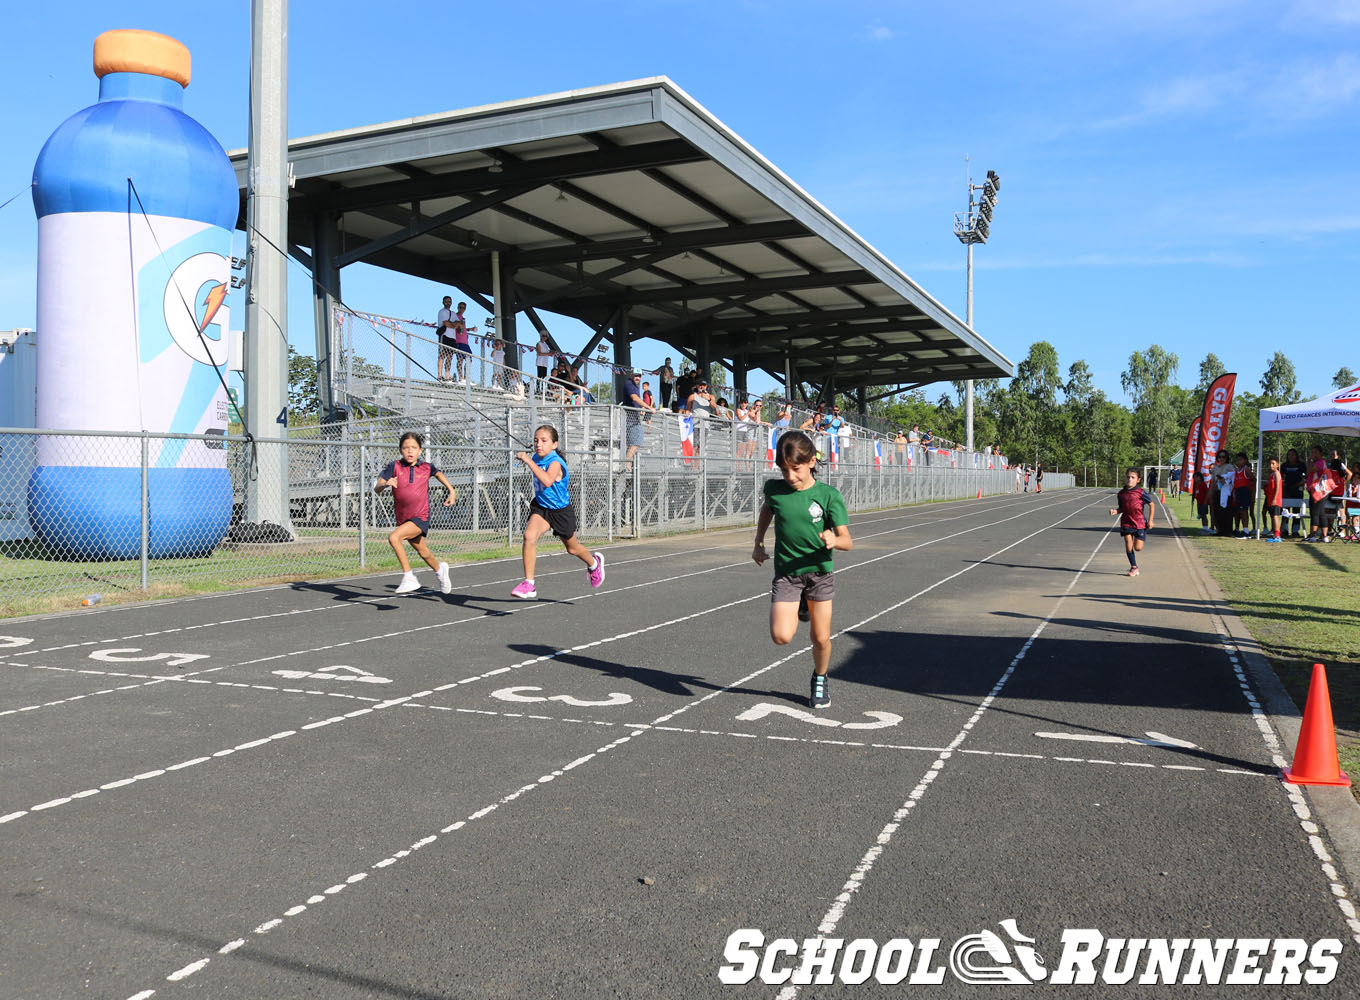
left=507, top=643, right=806, bottom=705
left=1077, top=593, right=1360, bottom=622
left=288, top=580, right=565, bottom=615
left=16, top=897, right=455, bottom=1000
left=830, top=628, right=1273, bottom=773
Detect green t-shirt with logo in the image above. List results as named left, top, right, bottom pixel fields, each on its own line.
left=762, top=479, right=849, bottom=577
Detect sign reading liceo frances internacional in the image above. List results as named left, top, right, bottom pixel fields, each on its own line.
left=30, top=29, right=239, bottom=560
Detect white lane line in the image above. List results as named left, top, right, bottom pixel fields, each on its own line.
left=10, top=496, right=1087, bottom=829
left=397, top=702, right=1265, bottom=778
left=118, top=495, right=1095, bottom=999
left=1169, top=522, right=1360, bottom=945
left=1, top=492, right=1044, bottom=663
left=775, top=513, right=1113, bottom=1000
left=0, top=662, right=384, bottom=719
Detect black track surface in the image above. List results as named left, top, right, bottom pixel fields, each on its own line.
left=2, top=490, right=1356, bottom=999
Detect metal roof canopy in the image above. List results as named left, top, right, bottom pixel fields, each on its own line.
left=228, top=77, right=1012, bottom=408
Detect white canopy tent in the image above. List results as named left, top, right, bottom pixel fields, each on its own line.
left=1254, top=383, right=1360, bottom=537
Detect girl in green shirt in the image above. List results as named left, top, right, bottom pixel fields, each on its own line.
left=752, top=431, right=853, bottom=709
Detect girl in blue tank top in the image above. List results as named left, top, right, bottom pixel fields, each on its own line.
left=510, top=425, right=605, bottom=599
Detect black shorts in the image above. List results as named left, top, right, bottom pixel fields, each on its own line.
left=1233, top=487, right=1252, bottom=509
left=400, top=517, right=429, bottom=539
left=438, top=339, right=455, bottom=358
left=1120, top=527, right=1146, bottom=541
left=1265, top=504, right=1283, bottom=516
left=771, top=571, right=835, bottom=603
left=453, top=343, right=472, bottom=356
left=529, top=501, right=577, bottom=539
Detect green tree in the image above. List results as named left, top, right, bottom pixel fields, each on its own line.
left=999, top=341, right=1062, bottom=464
left=1063, top=361, right=1097, bottom=476
left=1121, top=345, right=1180, bottom=466
left=1333, top=367, right=1357, bottom=389
left=288, top=346, right=320, bottom=418
left=1259, top=352, right=1300, bottom=406
left=1196, top=353, right=1226, bottom=393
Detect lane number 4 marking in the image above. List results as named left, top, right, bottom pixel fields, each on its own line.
left=735, top=702, right=903, bottom=730
left=272, top=665, right=392, bottom=684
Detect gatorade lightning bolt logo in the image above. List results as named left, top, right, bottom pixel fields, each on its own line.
left=1335, top=384, right=1360, bottom=405
left=163, top=252, right=230, bottom=367
left=199, top=282, right=227, bottom=332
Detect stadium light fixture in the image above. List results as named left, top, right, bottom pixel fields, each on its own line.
left=951, top=157, right=1001, bottom=453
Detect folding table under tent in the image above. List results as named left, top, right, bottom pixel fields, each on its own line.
left=1254, top=382, right=1360, bottom=537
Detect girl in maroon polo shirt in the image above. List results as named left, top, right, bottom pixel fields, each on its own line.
left=375, top=432, right=458, bottom=594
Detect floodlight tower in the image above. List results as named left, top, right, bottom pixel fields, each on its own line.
left=952, top=161, right=1000, bottom=452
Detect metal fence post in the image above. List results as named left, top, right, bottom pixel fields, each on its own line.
left=359, top=443, right=368, bottom=569
left=140, top=433, right=149, bottom=591
left=701, top=451, right=709, bottom=530
left=507, top=424, right=517, bottom=549
left=632, top=460, right=640, bottom=539
left=606, top=408, right=615, bottom=542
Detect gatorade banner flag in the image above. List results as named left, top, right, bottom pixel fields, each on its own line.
left=874, top=439, right=882, bottom=468
left=680, top=415, right=695, bottom=465
left=1195, top=373, right=1237, bottom=488
left=766, top=425, right=777, bottom=470
left=1181, top=417, right=1201, bottom=492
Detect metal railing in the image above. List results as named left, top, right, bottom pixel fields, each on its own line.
left=0, top=423, right=1070, bottom=616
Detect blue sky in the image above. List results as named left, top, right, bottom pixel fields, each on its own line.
left=3, top=0, right=1358, bottom=404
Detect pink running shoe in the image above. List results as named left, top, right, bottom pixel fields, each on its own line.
left=511, top=579, right=537, bottom=599
left=588, top=552, right=605, bottom=589
left=1127, top=566, right=1139, bottom=577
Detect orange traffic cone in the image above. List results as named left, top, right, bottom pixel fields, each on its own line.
left=976, top=488, right=983, bottom=499
left=1281, top=664, right=1351, bottom=786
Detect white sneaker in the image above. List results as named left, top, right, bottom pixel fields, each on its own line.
left=436, top=562, right=451, bottom=594
left=394, top=572, right=420, bottom=594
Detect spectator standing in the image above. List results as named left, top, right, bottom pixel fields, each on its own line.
left=1210, top=449, right=1236, bottom=536
left=534, top=332, right=554, bottom=394
left=1231, top=453, right=1254, bottom=538
left=656, top=358, right=675, bottom=410
left=674, top=368, right=695, bottom=413
left=1035, top=461, right=1045, bottom=494
left=1281, top=447, right=1307, bottom=538
left=687, top=377, right=715, bottom=455
left=435, top=295, right=456, bottom=382
left=490, top=338, right=506, bottom=389
left=451, top=302, right=474, bottom=382
left=1262, top=456, right=1284, bottom=541
left=620, top=369, right=654, bottom=473
left=1305, top=445, right=1335, bottom=542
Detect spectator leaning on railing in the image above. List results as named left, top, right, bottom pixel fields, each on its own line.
left=620, top=369, right=656, bottom=473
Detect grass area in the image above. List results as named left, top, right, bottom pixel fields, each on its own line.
left=1177, top=500, right=1360, bottom=793
left=0, top=531, right=520, bottom=619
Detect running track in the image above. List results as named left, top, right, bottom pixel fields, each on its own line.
left=2, top=489, right=1358, bottom=998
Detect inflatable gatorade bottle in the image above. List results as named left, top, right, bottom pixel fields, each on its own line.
left=31, top=30, right=238, bottom=560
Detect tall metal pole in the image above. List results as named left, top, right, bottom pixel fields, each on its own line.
left=245, top=0, right=290, bottom=527
left=965, top=241, right=974, bottom=452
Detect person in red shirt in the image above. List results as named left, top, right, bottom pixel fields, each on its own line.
left=375, top=432, right=458, bottom=594
left=1231, top=453, right=1255, bottom=538
left=1110, top=467, right=1154, bottom=577
left=1262, top=456, right=1284, bottom=542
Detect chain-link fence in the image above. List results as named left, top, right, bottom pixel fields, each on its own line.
left=1, top=421, right=1071, bottom=617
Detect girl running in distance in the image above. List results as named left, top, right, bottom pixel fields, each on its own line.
left=375, top=432, right=457, bottom=594
left=752, top=430, right=853, bottom=709
left=512, top=425, right=604, bottom=598
left=1110, top=467, right=1154, bottom=577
